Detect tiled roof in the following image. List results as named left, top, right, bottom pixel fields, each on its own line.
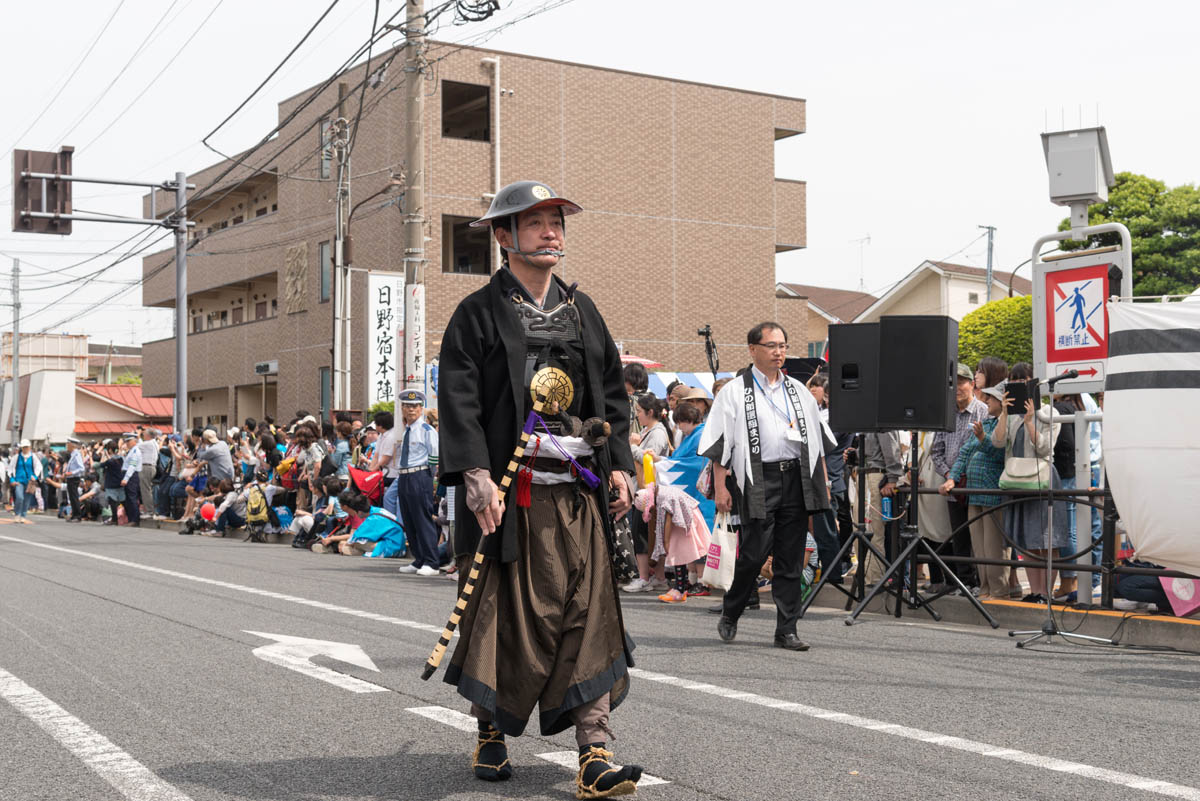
left=77, top=384, right=174, bottom=418
left=75, top=421, right=174, bottom=435
left=777, top=283, right=878, bottom=322
left=928, top=261, right=1033, bottom=295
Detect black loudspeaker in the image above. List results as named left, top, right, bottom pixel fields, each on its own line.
left=877, top=315, right=958, bottom=432
left=828, top=323, right=882, bottom=432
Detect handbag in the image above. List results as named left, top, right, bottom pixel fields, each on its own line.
left=998, top=427, right=1051, bottom=490
left=607, top=514, right=639, bottom=584
left=701, top=512, right=737, bottom=591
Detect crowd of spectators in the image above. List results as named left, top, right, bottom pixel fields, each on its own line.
left=3, top=344, right=1182, bottom=616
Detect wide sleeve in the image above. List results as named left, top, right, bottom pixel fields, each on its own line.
left=699, top=383, right=734, bottom=466
left=595, top=310, right=635, bottom=475
left=437, top=300, right=492, bottom=485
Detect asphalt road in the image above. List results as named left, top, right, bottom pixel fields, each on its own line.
left=2, top=515, right=1199, bottom=801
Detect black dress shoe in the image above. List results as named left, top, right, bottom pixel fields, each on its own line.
left=708, top=594, right=762, bottom=614
left=717, top=615, right=737, bottom=642
left=773, top=633, right=810, bottom=651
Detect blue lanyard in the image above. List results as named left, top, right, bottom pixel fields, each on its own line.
left=752, top=373, right=794, bottom=428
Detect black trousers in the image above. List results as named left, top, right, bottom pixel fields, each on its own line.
left=66, top=477, right=82, bottom=520
left=722, top=464, right=810, bottom=638
left=123, top=480, right=141, bottom=524
left=929, top=500, right=976, bottom=586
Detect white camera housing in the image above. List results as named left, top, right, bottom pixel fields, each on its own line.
left=1041, top=127, right=1114, bottom=232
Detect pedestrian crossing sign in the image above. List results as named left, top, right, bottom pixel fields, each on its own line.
left=1045, top=262, right=1109, bottom=362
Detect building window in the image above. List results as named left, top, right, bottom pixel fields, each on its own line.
left=193, top=417, right=202, bottom=429
left=319, top=367, right=331, bottom=420
left=232, top=307, right=244, bottom=325
left=319, top=119, right=332, bottom=179
left=968, top=292, right=980, bottom=305
left=807, top=341, right=825, bottom=358
left=256, top=207, right=267, bottom=218
left=192, top=315, right=203, bottom=334
left=319, top=240, right=332, bottom=302
left=255, top=301, right=268, bottom=320
left=442, top=215, right=491, bottom=275
left=232, top=215, right=244, bottom=226
left=441, top=81, right=490, bottom=141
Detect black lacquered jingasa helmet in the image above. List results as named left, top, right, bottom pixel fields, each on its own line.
left=470, top=180, right=582, bottom=259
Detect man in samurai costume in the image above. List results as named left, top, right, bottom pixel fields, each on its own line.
left=438, top=180, right=644, bottom=798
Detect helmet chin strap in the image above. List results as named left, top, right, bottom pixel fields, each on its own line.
left=503, top=213, right=565, bottom=259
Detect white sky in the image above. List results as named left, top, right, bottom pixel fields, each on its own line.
left=2, top=0, right=1196, bottom=345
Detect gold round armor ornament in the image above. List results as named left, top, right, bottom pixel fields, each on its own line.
left=531, top=184, right=551, bottom=200
left=530, top=366, right=574, bottom=408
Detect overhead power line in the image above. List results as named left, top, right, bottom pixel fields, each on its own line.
left=52, top=0, right=185, bottom=147
left=1, top=0, right=127, bottom=159
left=77, top=0, right=229, bottom=153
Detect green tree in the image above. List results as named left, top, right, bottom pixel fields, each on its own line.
left=1058, top=171, right=1200, bottom=296
left=368, top=400, right=394, bottom=420
left=113, top=373, right=142, bottom=386
left=958, top=295, right=1032, bottom=369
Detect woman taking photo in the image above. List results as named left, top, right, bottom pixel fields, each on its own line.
left=994, top=365, right=1068, bottom=603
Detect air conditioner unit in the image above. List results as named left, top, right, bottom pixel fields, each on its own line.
left=254, top=360, right=278, bottom=376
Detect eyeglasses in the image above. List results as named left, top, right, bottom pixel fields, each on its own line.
left=753, top=342, right=789, bottom=352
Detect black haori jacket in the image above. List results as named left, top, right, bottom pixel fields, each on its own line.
left=438, top=269, right=635, bottom=563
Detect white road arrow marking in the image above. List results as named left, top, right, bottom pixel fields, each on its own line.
left=244, top=631, right=388, bottom=693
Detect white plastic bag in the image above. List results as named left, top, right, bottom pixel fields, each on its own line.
left=701, top=512, right=737, bottom=591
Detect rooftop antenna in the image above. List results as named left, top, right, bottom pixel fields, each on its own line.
left=849, top=234, right=871, bottom=291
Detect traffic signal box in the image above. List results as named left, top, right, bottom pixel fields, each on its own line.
left=12, top=147, right=73, bottom=235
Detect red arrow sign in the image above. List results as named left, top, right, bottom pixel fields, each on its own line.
left=1077, top=367, right=1098, bottom=377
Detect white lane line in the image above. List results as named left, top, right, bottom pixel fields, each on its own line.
left=406, top=706, right=669, bottom=786
left=630, top=668, right=1200, bottom=800
left=407, top=705, right=477, bottom=732
left=9, top=533, right=1196, bottom=797
left=536, top=751, right=670, bottom=786
left=0, top=534, right=444, bottom=635
left=0, top=666, right=194, bottom=801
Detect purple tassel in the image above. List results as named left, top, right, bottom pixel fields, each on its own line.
left=530, top=413, right=602, bottom=489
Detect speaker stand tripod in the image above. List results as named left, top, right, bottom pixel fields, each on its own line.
left=1009, top=377, right=1114, bottom=648
left=846, top=431, right=1000, bottom=628
left=800, top=435, right=896, bottom=617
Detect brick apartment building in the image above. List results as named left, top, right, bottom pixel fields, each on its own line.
left=141, top=42, right=807, bottom=428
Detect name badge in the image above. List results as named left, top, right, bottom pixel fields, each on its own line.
left=786, top=428, right=805, bottom=442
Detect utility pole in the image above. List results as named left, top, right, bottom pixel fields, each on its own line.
left=10, top=259, right=19, bottom=448
left=402, top=0, right=427, bottom=393
left=11, top=150, right=192, bottom=433
left=979, top=224, right=996, bottom=302
left=332, top=81, right=352, bottom=414
left=173, top=172, right=189, bottom=433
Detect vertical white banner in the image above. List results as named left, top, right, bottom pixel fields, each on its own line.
left=403, top=284, right=425, bottom=390
left=367, top=272, right=405, bottom=408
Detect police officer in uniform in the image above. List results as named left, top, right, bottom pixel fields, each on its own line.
left=393, top=390, right=441, bottom=577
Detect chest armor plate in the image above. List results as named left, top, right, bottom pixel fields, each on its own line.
left=514, top=297, right=586, bottom=424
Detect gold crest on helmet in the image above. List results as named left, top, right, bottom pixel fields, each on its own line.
left=530, top=184, right=552, bottom=200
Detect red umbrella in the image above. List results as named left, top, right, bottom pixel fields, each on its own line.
left=620, top=354, right=663, bottom=368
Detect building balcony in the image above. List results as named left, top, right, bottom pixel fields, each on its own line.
left=142, top=314, right=280, bottom=398
left=774, top=178, right=806, bottom=252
